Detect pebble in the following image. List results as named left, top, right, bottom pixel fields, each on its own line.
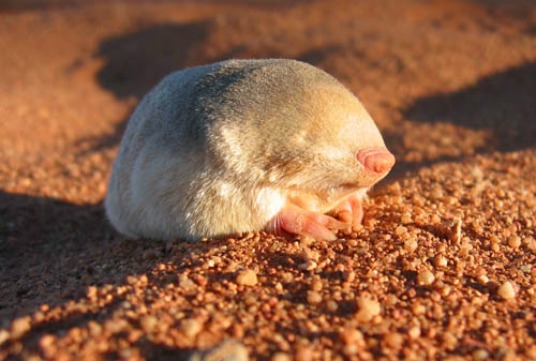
left=497, top=281, right=516, bottom=300
left=307, top=291, right=322, bottom=304
left=434, top=255, right=448, bottom=268
left=417, top=270, right=435, bottom=286
left=326, top=300, right=338, bottom=312
left=298, top=260, right=317, bottom=271
left=182, top=318, right=204, bottom=338
left=236, top=270, right=258, bottom=287
left=140, top=316, right=158, bottom=332
left=404, top=239, right=418, bottom=253
left=340, top=328, right=364, bottom=345
left=179, top=273, right=196, bottom=288
left=295, top=345, right=314, bottom=361
left=450, top=218, right=462, bottom=244
left=0, top=329, right=10, bottom=345
left=355, top=297, right=381, bottom=322
left=189, top=340, right=249, bottom=361
left=401, top=212, right=413, bottom=224
left=39, top=334, right=56, bottom=350
left=384, top=332, right=404, bottom=349
left=472, top=349, right=490, bottom=361
left=10, top=316, right=31, bottom=339
left=271, top=352, right=291, bottom=361
left=408, top=326, right=421, bottom=339
left=477, top=274, right=489, bottom=285
left=507, top=236, right=521, bottom=249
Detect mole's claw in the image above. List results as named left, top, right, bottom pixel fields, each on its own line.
left=330, top=194, right=364, bottom=228
left=267, top=205, right=345, bottom=241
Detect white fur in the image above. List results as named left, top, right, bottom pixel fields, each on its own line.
left=105, top=59, right=388, bottom=241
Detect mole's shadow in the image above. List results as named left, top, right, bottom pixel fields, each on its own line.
left=402, top=61, right=536, bottom=153
left=96, top=22, right=210, bottom=100
left=0, top=190, right=164, bottom=320
left=80, top=21, right=210, bottom=152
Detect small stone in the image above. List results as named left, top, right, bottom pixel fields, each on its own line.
left=236, top=270, right=258, bottom=287
left=306, top=290, right=323, bottom=304
left=88, top=321, right=102, bottom=336
left=140, top=316, right=158, bottom=332
left=326, top=300, right=338, bottom=312
left=430, top=187, right=444, bottom=200
left=271, top=352, right=291, bottom=361
left=401, top=212, right=413, bottom=225
left=295, top=345, right=314, bottom=361
left=384, top=332, right=404, bottom=349
left=343, top=343, right=359, bottom=356
left=450, top=218, right=463, bottom=244
left=417, top=270, right=435, bottom=286
left=0, top=329, right=10, bottom=345
left=430, top=214, right=442, bottom=224
left=497, top=281, right=516, bottom=300
left=11, top=316, right=31, bottom=339
left=433, top=255, right=448, bottom=268
left=182, top=318, right=203, bottom=338
left=179, top=274, right=196, bottom=288
left=190, top=340, right=249, bottom=361
left=340, top=328, right=364, bottom=345
left=344, top=271, right=356, bottom=283
left=477, top=274, right=489, bottom=285
left=525, top=237, right=536, bottom=253
left=473, top=349, right=490, bottom=361
left=404, top=239, right=418, bottom=253
left=310, top=278, right=323, bottom=292
left=39, top=334, right=56, bottom=348
left=395, top=225, right=408, bottom=236
left=86, top=286, right=98, bottom=299
left=459, top=240, right=473, bottom=256
left=507, top=235, right=521, bottom=249
left=408, top=326, right=421, bottom=339
left=355, top=297, right=381, bottom=322
left=298, top=260, right=317, bottom=271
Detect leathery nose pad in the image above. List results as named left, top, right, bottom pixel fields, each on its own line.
left=356, top=147, right=396, bottom=173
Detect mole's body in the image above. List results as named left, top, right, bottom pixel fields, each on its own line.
left=105, top=59, right=395, bottom=241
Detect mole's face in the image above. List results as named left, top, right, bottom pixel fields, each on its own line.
left=265, top=85, right=396, bottom=204
left=307, top=102, right=396, bottom=194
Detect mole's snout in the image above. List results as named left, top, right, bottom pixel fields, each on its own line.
left=357, top=147, right=396, bottom=174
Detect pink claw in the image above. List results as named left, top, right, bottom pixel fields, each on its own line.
left=267, top=204, right=348, bottom=241
left=357, top=147, right=396, bottom=174
left=330, top=194, right=364, bottom=227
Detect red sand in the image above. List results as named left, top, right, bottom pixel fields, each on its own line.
left=1, top=1, right=535, bottom=360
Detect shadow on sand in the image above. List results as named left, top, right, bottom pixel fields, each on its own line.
left=0, top=189, right=216, bottom=358
left=403, top=61, right=536, bottom=153
left=79, top=21, right=212, bottom=153
left=96, top=22, right=211, bottom=100
left=0, top=191, right=160, bottom=320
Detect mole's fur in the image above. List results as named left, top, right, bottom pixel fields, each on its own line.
left=105, top=59, right=395, bottom=241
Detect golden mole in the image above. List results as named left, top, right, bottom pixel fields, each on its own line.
left=105, top=59, right=395, bottom=241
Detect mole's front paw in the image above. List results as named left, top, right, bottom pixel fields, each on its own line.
left=267, top=204, right=348, bottom=241
left=329, top=194, right=364, bottom=228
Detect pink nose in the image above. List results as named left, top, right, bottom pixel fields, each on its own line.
left=357, top=147, right=396, bottom=174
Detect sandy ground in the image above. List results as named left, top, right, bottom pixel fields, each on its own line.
left=0, top=0, right=535, bottom=360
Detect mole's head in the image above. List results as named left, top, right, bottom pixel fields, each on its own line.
left=264, top=73, right=396, bottom=198
left=207, top=59, right=395, bottom=194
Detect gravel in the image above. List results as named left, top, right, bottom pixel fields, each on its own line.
left=1, top=0, right=535, bottom=360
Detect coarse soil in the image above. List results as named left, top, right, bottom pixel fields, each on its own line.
left=1, top=0, right=535, bottom=360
